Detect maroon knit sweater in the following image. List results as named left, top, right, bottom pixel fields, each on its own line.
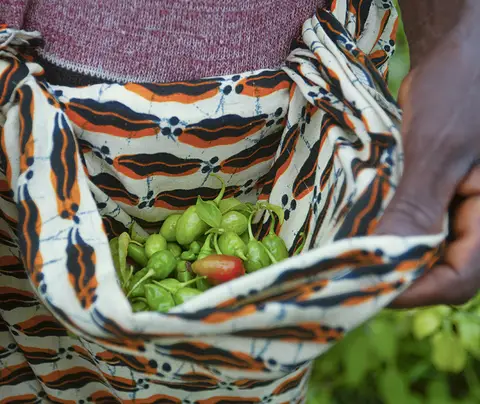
left=0, top=0, right=327, bottom=85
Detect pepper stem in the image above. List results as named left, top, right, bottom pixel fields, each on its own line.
left=211, top=173, right=226, bottom=205
left=126, top=268, right=155, bottom=298
left=199, top=234, right=213, bottom=253
left=247, top=212, right=255, bottom=241
left=153, top=277, right=202, bottom=292
left=213, top=233, right=222, bottom=255
left=180, top=276, right=206, bottom=288
left=264, top=247, right=278, bottom=264
left=268, top=212, right=276, bottom=235
left=236, top=251, right=248, bottom=261
left=205, top=228, right=224, bottom=235
left=293, top=232, right=306, bottom=255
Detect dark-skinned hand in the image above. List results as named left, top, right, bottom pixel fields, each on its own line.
left=375, top=23, right=480, bottom=308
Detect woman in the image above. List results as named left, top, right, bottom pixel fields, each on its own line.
left=2, top=0, right=478, bottom=307
left=0, top=0, right=478, bottom=402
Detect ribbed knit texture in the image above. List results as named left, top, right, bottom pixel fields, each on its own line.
left=0, top=0, right=327, bottom=84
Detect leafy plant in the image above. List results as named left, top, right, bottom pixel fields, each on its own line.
left=307, top=294, right=480, bottom=404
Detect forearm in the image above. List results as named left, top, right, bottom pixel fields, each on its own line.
left=399, top=0, right=480, bottom=67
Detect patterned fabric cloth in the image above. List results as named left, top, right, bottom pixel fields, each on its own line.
left=0, top=1, right=445, bottom=402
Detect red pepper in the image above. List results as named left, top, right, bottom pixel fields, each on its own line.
left=192, top=254, right=245, bottom=285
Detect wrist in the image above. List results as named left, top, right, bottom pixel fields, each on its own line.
left=454, top=0, right=480, bottom=43
left=400, top=0, right=475, bottom=68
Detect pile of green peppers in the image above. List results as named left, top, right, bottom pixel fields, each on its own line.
left=109, top=175, right=305, bottom=313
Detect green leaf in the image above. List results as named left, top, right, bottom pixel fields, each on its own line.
left=129, top=223, right=148, bottom=244
left=315, top=344, right=342, bottom=375
left=196, top=197, right=222, bottom=228
left=267, top=203, right=284, bottom=225
left=118, top=232, right=130, bottom=283
left=431, top=330, right=467, bottom=373
left=378, top=366, right=409, bottom=404
left=427, top=379, right=452, bottom=404
left=368, top=318, right=397, bottom=362
left=455, top=315, right=480, bottom=359
left=343, top=332, right=371, bottom=387
left=109, top=237, right=120, bottom=273
left=412, top=309, right=442, bottom=340
left=306, top=388, right=331, bottom=404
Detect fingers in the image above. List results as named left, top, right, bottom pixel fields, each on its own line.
left=391, top=195, right=480, bottom=308
left=458, top=165, right=480, bottom=196
left=392, top=231, right=480, bottom=308
left=390, top=264, right=472, bottom=308
left=375, top=181, right=445, bottom=236
left=451, top=194, right=480, bottom=241
left=397, top=71, right=415, bottom=109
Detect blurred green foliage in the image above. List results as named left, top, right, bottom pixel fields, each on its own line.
left=307, top=296, right=480, bottom=404
left=387, top=0, right=410, bottom=98
left=307, top=3, right=480, bottom=403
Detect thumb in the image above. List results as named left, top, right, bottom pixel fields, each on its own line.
left=375, top=180, right=446, bottom=237
left=397, top=71, right=414, bottom=109
left=376, top=162, right=480, bottom=237
left=376, top=71, right=458, bottom=237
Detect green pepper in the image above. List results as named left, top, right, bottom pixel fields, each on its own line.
left=145, top=234, right=168, bottom=258
left=145, top=284, right=175, bottom=312
left=196, top=277, right=212, bottom=291
left=262, top=234, right=289, bottom=262
left=217, top=231, right=248, bottom=260
left=160, top=214, right=182, bottom=242
left=180, top=250, right=197, bottom=261
left=127, top=243, right=148, bottom=267
left=174, top=287, right=202, bottom=305
left=127, top=249, right=177, bottom=295
left=244, top=212, right=271, bottom=273
left=220, top=211, right=248, bottom=235
left=239, top=232, right=249, bottom=245
left=197, top=233, right=214, bottom=261
left=261, top=214, right=289, bottom=262
left=131, top=298, right=148, bottom=312
left=176, top=206, right=210, bottom=246
left=180, top=241, right=201, bottom=262
left=218, top=197, right=247, bottom=214
left=175, top=260, right=194, bottom=282
left=127, top=268, right=149, bottom=298
left=245, top=241, right=271, bottom=272
left=147, top=250, right=177, bottom=280
left=167, top=242, right=182, bottom=258
left=189, top=241, right=202, bottom=254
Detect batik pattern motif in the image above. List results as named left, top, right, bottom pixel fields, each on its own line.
left=0, top=1, right=445, bottom=402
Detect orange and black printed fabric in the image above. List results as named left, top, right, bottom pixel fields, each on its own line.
left=0, top=1, right=446, bottom=402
